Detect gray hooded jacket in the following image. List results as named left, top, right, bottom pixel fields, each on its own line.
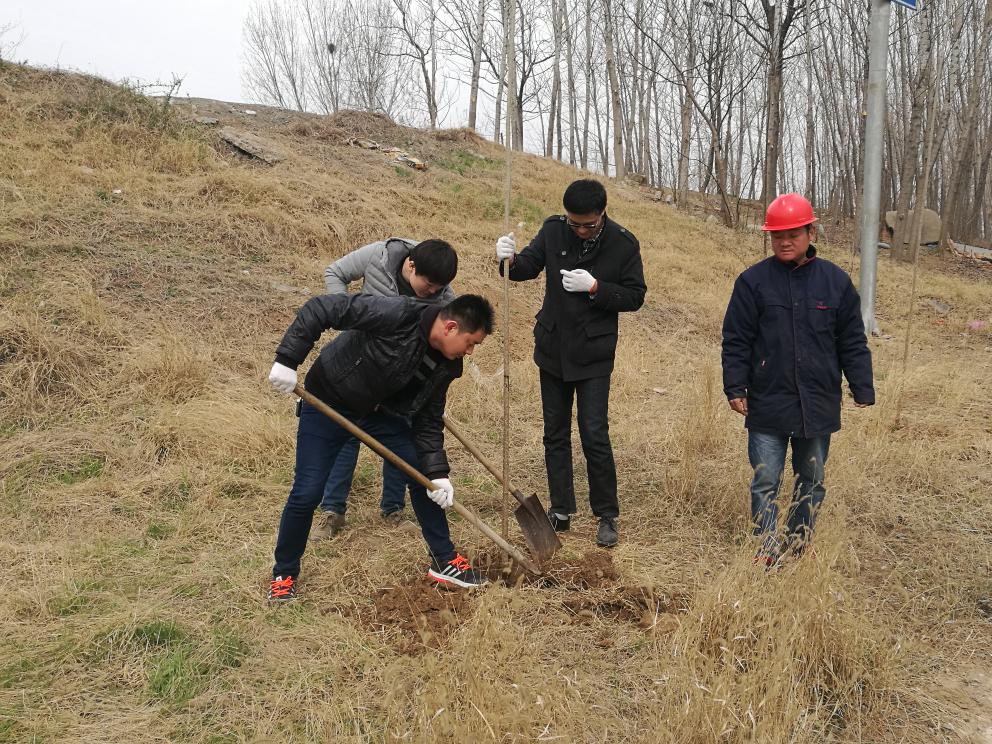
left=323, top=237, right=456, bottom=303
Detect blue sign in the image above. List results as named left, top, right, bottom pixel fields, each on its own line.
left=892, top=0, right=918, bottom=9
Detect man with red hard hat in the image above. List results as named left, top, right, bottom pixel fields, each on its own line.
left=721, top=193, right=875, bottom=565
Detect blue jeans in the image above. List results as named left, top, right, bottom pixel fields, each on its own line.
left=748, top=431, right=831, bottom=551
left=272, top=403, right=455, bottom=579
left=319, top=436, right=407, bottom=515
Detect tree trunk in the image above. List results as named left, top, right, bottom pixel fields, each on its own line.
left=891, top=17, right=932, bottom=261
left=467, top=0, right=486, bottom=131
left=546, top=0, right=562, bottom=157
left=504, top=0, right=518, bottom=150
left=940, top=0, right=992, bottom=251
left=761, top=0, right=783, bottom=206
left=676, top=42, right=694, bottom=208
left=602, top=0, right=625, bottom=179
left=562, top=0, right=578, bottom=165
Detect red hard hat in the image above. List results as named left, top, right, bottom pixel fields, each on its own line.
left=762, top=193, right=816, bottom=231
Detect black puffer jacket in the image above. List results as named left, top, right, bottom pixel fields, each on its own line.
left=274, top=294, right=461, bottom=478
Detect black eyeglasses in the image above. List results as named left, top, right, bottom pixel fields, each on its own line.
left=566, top=214, right=603, bottom=230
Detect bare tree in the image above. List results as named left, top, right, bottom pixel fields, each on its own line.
left=391, top=0, right=443, bottom=128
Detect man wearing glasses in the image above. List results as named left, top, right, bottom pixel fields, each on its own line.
left=495, top=179, right=646, bottom=547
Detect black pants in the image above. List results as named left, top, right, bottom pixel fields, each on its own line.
left=540, top=369, right=618, bottom=518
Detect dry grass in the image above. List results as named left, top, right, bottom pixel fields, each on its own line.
left=1, top=62, right=991, bottom=742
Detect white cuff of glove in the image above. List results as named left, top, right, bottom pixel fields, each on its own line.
left=268, top=362, right=298, bottom=394
left=427, top=477, right=454, bottom=509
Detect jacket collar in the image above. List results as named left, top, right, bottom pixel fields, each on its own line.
left=419, top=303, right=442, bottom=341
left=384, top=238, right=415, bottom=276
left=773, top=245, right=817, bottom=271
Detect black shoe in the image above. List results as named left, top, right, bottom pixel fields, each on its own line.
left=547, top=510, right=571, bottom=532
left=268, top=575, right=297, bottom=603
left=596, top=517, right=619, bottom=547
left=427, top=554, right=489, bottom=589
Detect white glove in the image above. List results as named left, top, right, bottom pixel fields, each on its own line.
left=268, top=362, right=298, bottom=394
left=427, top=478, right=454, bottom=509
left=496, top=234, right=516, bottom=262
left=560, top=268, right=597, bottom=293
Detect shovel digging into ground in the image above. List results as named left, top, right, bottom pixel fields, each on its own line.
left=443, top=415, right=561, bottom=565
left=295, top=386, right=542, bottom=576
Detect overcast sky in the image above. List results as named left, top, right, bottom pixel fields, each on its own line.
left=4, top=0, right=253, bottom=103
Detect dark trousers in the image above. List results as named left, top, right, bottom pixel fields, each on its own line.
left=272, top=403, right=455, bottom=579
left=318, top=436, right=407, bottom=515
left=540, top=369, right=618, bottom=518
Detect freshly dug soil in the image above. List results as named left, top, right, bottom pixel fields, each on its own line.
left=363, top=582, right=474, bottom=653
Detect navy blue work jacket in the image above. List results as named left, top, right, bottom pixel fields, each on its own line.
left=721, top=248, right=875, bottom=438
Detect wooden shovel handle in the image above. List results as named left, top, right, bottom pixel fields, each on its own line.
left=294, top=386, right=540, bottom=575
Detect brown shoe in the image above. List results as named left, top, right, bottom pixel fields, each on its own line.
left=381, top=510, right=405, bottom=527
left=310, top=511, right=346, bottom=541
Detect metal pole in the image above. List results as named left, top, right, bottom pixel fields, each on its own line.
left=857, top=0, right=892, bottom=336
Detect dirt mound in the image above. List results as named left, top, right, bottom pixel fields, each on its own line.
left=346, top=582, right=476, bottom=654
left=473, top=550, right=689, bottom=631
left=542, top=550, right=620, bottom=588
left=563, top=585, right=690, bottom=629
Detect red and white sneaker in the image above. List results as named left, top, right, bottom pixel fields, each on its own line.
left=268, top=575, right=297, bottom=603
left=428, top=554, right=489, bottom=589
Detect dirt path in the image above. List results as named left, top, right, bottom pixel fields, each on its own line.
left=935, top=667, right=992, bottom=742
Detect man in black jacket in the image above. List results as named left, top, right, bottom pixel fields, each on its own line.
left=721, top=193, right=874, bottom=565
left=496, top=179, right=646, bottom=547
left=266, top=293, right=493, bottom=601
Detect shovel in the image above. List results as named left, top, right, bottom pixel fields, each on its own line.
left=443, top=415, right=561, bottom=565
left=294, top=385, right=541, bottom=576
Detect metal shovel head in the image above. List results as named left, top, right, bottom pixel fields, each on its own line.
left=512, top=489, right=562, bottom=565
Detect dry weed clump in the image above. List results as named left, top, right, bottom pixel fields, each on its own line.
left=1, top=65, right=990, bottom=743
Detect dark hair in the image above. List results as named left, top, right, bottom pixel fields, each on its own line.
left=563, top=179, right=607, bottom=215
left=409, top=239, right=458, bottom=286
left=440, top=294, right=494, bottom=335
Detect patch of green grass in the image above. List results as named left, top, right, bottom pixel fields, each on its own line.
left=484, top=193, right=545, bottom=225
left=435, top=149, right=498, bottom=175
left=454, top=473, right=498, bottom=497
left=211, top=627, right=250, bottom=669
left=47, top=580, right=105, bottom=617
left=147, top=644, right=206, bottom=704
left=216, top=480, right=254, bottom=500
left=173, top=583, right=203, bottom=599
left=0, top=655, right=37, bottom=690
left=132, top=620, right=187, bottom=649
left=203, top=734, right=240, bottom=744
left=145, top=522, right=175, bottom=540
left=55, top=455, right=104, bottom=485
left=393, top=165, right=411, bottom=178
left=159, top=474, right=194, bottom=510
left=352, top=460, right=377, bottom=489
left=0, top=718, right=27, bottom=741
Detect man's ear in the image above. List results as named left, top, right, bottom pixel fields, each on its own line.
left=443, top=319, right=459, bottom=335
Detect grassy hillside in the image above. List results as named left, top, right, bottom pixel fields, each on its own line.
left=1, top=64, right=990, bottom=743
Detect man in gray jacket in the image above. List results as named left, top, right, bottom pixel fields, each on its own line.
left=312, top=238, right=458, bottom=540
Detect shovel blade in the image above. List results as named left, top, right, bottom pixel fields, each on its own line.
left=512, top=492, right=562, bottom=565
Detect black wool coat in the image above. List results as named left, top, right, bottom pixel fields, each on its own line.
left=504, top=215, right=647, bottom=381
